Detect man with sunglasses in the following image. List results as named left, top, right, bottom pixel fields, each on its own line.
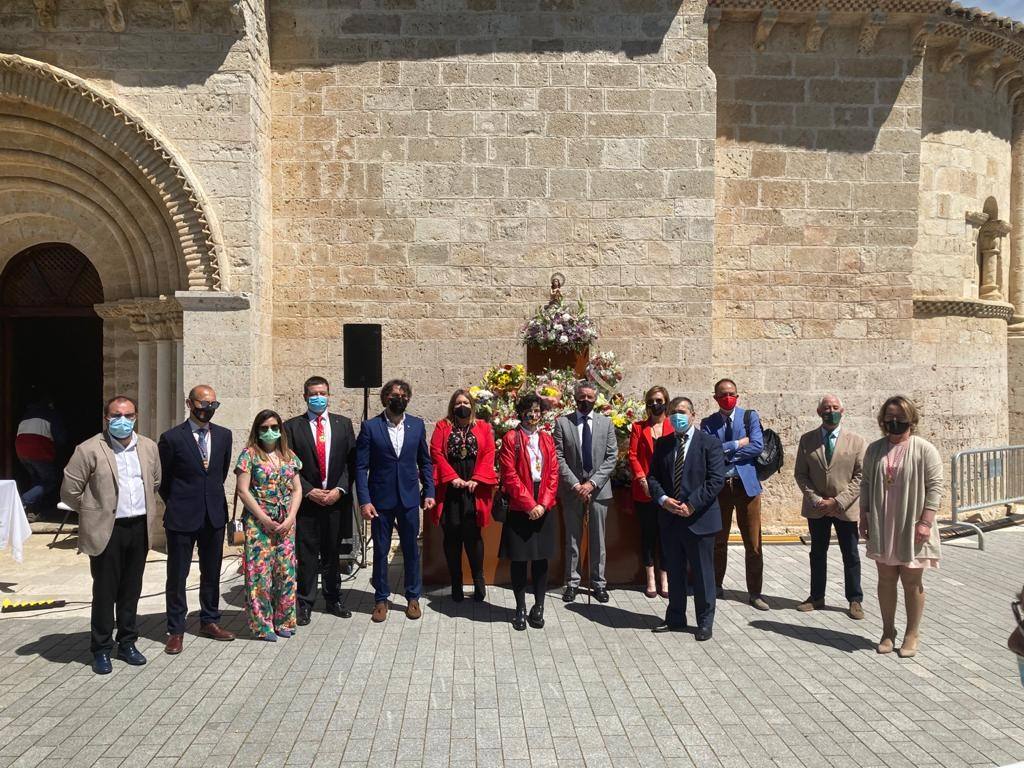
left=159, top=384, right=235, bottom=654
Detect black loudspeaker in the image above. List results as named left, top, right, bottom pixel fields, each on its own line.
left=343, top=323, right=383, bottom=389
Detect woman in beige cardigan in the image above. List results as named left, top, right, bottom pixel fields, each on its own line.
left=860, top=395, right=943, bottom=658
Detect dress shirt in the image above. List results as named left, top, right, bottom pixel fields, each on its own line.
left=821, top=424, right=841, bottom=465
left=575, top=411, right=592, bottom=444
left=307, top=411, right=345, bottom=492
left=189, top=417, right=208, bottom=446
left=110, top=432, right=146, bottom=519
left=721, top=411, right=738, bottom=478
left=386, top=414, right=406, bottom=456
left=658, top=425, right=695, bottom=507
left=524, top=429, right=543, bottom=482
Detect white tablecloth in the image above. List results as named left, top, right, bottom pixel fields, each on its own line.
left=0, top=479, right=31, bottom=563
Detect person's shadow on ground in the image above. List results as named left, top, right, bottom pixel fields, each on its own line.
left=749, top=619, right=874, bottom=652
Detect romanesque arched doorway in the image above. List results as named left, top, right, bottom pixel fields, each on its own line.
left=0, top=243, right=103, bottom=482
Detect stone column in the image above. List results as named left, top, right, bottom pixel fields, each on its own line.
left=155, top=338, right=174, bottom=435
left=137, top=340, right=155, bottom=438
left=1010, top=103, right=1024, bottom=326
left=174, top=338, right=185, bottom=426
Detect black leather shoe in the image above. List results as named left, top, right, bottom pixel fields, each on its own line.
left=92, top=652, right=112, bottom=675
left=473, top=579, right=486, bottom=602
left=325, top=601, right=352, bottom=619
left=116, top=643, right=147, bottom=666
left=297, top=606, right=312, bottom=626
left=528, top=604, right=545, bottom=629
left=512, top=608, right=527, bottom=631
left=695, top=627, right=713, bottom=641
left=562, top=587, right=576, bottom=603
left=451, top=584, right=464, bottom=602
left=652, top=623, right=687, bottom=634
left=594, top=588, right=610, bottom=603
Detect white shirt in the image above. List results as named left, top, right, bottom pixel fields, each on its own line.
left=524, top=428, right=543, bottom=482
left=575, top=410, right=593, bottom=445
left=658, top=425, right=696, bottom=507
left=189, top=418, right=210, bottom=453
left=308, top=411, right=332, bottom=489
left=386, top=414, right=406, bottom=456
left=110, top=433, right=147, bottom=519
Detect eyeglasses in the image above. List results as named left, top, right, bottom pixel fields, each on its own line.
left=645, top=400, right=664, bottom=407
left=1014, top=601, right=1024, bottom=631
left=193, top=400, right=220, bottom=410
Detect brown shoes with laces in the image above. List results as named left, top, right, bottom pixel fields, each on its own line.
left=200, top=623, right=235, bottom=641
left=796, top=598, right=824, bottom=612
left=164, top=634, right=183, bottom=655
left=406, top=599, right=422, bottom=620
left=372, top=601, right=389, bottom=622
left=849, top=602, right=864, bottom=620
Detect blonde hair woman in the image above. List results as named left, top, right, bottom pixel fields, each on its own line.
left=859, top=395, right=943, bottom=658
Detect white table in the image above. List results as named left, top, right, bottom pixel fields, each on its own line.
left=0, top=479, right=32, bottom=563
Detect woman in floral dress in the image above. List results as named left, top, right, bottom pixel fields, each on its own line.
left=235, top=409, right=302, bottom=641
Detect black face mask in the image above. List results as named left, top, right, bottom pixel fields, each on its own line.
left=453, top=405, right=471, bottom=419
left=191, top=405, right=216, bottom=423
left=387, top=397, right=407, bottom=415
left=884, top=419, right=911, bottom=435
left=647, top=402, right=666, bottom=416
left=576, top=400, right=594, bottom=415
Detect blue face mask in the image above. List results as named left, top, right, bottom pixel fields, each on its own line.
left=669, top=413, right=689, bottom=434
left=307, top=395, right=328, bottom=414
left=108, top=416, right=135, bottom=439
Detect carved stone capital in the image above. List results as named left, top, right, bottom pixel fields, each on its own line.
left=971, top=50, right=1005, bottom=88
left=912, top=17, right=938, bottom=57
left=805, top=9, right=830, bottom=53
left=857, top=9, right=886, bottom=56
left=104, top=0, right=125, bottom=32
left=33, top=0, right=56, bottom=30
left=939, top=40, right=969, bottom=73
left=753, top=7, right=779, bottom=52
left=704, top=5, right=722, bottom=32
left=94, top=297, right=184, bottom=340
left=169, top=0, right=193, bottom=31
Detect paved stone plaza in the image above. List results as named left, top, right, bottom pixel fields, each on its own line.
left=1, top=528, right=1023, bottom=768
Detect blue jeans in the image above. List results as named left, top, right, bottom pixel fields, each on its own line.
left=19, top=459, right=58, bottom=508
left=371, top=506, right=421, bottom=603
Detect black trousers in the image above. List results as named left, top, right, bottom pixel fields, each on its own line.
left=510, top=559, right=548, bottom=610
left=660, top=512, right=716, bottom=631
left=807, top=516, right=863, bottom=603
left=90, top=516, right=148, bottom=654
left=296, top=505, right=343, bottom=609
left=635, top=500, right=663, bottom=568
left=165, top=518, right=224, bottom=634
left=442, top=516, right=484, bottom=587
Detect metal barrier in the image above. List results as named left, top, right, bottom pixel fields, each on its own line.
left=948, top=445, right=1024, bottom=551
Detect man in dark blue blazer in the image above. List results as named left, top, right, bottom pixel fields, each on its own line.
left=356, top=379, right=435, bottom=623
left=646, top=397, right=725, bottom=640
left=158, top=384, right=234, bottom=654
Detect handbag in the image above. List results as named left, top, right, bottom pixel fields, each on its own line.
left=227, top=490, right=245, bottom=546
left=492, top=431, right=522, bottom=524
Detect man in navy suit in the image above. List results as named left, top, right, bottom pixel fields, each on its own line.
left=356, top=379, right=435, bottom=623
left=158, top=384, right=235, bottom=654
left=646, top=397, right=724, bottom=640
left=700, top=378, right=770, bottom=611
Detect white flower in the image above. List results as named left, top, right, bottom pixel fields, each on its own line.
left=553, top=323, right=562, bottom=331
left=559, top=334, right=569, bottom=343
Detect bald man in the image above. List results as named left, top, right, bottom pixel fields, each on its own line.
left=158, top=384, right=235, bottom=654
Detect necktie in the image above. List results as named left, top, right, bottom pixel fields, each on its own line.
left=673, top=433, right=689, bottom=496
left=197, top=428, right=209, bottom=470
left=582, top=416, right=593, bottom=474
left=825, top=431, right=836, bottom=464
left=723, top=414, right=733, bottom=443
left=316, top=415, right=327, bottom=486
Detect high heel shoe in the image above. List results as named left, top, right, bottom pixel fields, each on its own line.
left=643, top=584, right=657, bottom=599
left=512, top=608, right=527, bottom=631
left=876, top=629, right=897, bottom=654
left=897, top=633, right=919, bottom=658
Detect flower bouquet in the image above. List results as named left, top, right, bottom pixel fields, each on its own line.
left=586, top=351, right=624, bottom=394
left=520, top=295, right=598, bottom=352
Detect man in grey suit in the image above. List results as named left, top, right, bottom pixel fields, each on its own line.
left=554, top=381, right=619, bottom=603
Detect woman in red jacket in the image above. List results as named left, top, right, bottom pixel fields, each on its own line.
left=429, top=389, right=498, bottom=603
left=498, top=393, right=559, bottom=631
left=628, top=385, right=671, bottom=598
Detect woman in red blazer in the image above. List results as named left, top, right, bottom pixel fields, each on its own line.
left=498, top=393, right=559, bottom=631
left=429, top=389, right=498, bottom=602
left=628, top=385, right=671, bottom=598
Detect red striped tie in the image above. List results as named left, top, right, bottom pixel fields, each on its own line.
left=316, top=416, right=327, bottom=486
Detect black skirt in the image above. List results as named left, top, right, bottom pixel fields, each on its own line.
left=499, top=481, right=557, bottom=562
left=441, top=455, right=477, bottom=527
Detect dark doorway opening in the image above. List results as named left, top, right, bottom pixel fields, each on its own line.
left=0, top=244, right=104, bottom=512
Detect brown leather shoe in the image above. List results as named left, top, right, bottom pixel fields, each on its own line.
left=849, top=601, right=865, bottom=620
left=372, top=601, right=388, bottom=622
left=164, top=634, right=183, bottom=655
left=200, top=623, right=235, bottom=641
left=406, top=599, right=422, bottom=620
left=796, top=598, right=824, bottom=612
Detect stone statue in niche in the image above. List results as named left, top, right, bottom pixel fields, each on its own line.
left=966, top=198, right=1011, bottom=301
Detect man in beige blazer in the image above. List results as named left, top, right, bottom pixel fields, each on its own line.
left=793, top=394, right=867, bottom=620
left=62, top=396, right=161, bottom=675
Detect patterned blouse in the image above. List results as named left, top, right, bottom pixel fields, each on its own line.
left=235, top=448, right=302, bottom=522
left=446, top=425, right=478, bottom=462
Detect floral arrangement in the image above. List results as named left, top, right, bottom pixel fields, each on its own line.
left=520, top=294, right=598, bottom=352
left=585, top=351, right=624, bottom=393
